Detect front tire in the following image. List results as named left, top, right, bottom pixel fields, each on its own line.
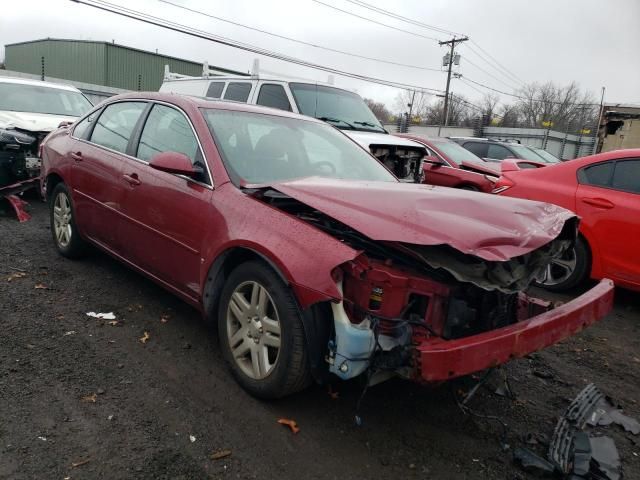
left=537, top=236, right=590, bottom=291
left=50, top=182, right=87, bottom=258
left=217, top=260, right=311, bottom=399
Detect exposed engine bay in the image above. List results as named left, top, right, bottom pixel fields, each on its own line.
left=0, top=128, right=44, bottom=188
left=369, top=144, right=425, bottom=182
left=252, top=187, right=576, bottom=383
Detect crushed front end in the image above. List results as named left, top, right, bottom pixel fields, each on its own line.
left=250, top=183, right=615, bottom=386
left=369, top=144, right=425, bottom=182
left=0, top=128, right=44, bottom=188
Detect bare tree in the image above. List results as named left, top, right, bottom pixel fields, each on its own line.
left=514, top=82, right=597, bottom=131
left=393, top=89, right=431, bottom=121
left=363, top=98, right=391, bottom=123
left=421, top=94, right=474, bottom=127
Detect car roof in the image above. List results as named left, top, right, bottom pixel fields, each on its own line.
left=110, top=91, right=327, bottom=123
left=0, top=75, right=82, bottom=92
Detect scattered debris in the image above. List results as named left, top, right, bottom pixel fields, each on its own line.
left=189, top=435, right=196, bottom=443
left=81, top=393, right=97, bottom=403
left=139, top=331, right=150, bottom=344
left=86, top=312, right=116, bottom=320
left=34, top=283, right=48, bottom=289
left=590, top=436, right=621, bottom=480
left=7, top=271, right=27, bottom=282
left=107, top=320, right=121, bottom=326
left=37, top=436, right=47, bottom=442
left=513, top=447, right=555, bottom=477
left=211, top=449, right=232, bottom=460
left=532, top=369, right=554, bottom=380
left=71, top=458, right=91, bottom=468
left=544, top=383, right=638, bottom=479
left=107, top=415, right=114, bottom=421
left=277, top=418, right=300, bottom=434
left=160, top=314, right=170, bottom=323
left=587, top=396, right=640, bottom=434
left=63, top=331, right=76, bottom=336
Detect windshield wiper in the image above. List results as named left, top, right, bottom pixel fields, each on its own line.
left=318, top=116, right=356, bottom=130
left=353, top=120, right=386, bottom=132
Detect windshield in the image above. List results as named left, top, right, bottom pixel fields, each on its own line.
left=531, top=148, right=560, bottom=163
left=509, top=144, right=546, bottom=162
left=203, top=109, right=397, bottom=185
left=431, top=140, right=486, bottom=166
left=289, top=83, right=385, bottom=133
left=0, top=83, right=92, bottom=117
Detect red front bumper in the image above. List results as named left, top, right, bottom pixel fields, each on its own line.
left=416, top=279, right=615, bottom=382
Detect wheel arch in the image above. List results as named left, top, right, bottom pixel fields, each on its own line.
left=44, top=171, right=66, bottom=201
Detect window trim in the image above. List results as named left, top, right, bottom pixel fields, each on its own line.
left=71, top=98, right=214, bottom=190
left=578, top=158, right=640, bottom=195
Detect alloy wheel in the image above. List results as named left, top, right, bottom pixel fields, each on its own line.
left=53, top=192, right=73, bottom=248
left=226, top=281, right=281, bottom=380
left=540, top=247, right=577, bottom=286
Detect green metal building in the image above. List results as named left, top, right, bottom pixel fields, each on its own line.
left=4, top=38, right=246, bottom=91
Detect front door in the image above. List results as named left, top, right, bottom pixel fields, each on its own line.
left=118, top=103, right=213, bottom=298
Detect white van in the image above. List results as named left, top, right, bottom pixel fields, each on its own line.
left=159, top=63, right=426, bottom=182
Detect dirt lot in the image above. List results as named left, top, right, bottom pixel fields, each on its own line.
left=1, top=198, right=639, bottom=480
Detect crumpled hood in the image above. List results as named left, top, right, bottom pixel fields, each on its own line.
left=343, top=130, right=427, bottom=151
left=0, top=110, right=77, bottom=132
left=460, top=160, right=500, bottom=175
left=269, top=177, right=576, bottom=262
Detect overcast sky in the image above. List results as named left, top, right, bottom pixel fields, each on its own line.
left=1, top=0, right=639, bottom=110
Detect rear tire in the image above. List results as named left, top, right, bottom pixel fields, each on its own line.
left=49, top=182, right=87, bottom=258
left=217, top=260, right=311, bottom=399
left=537, top=236, right=590, bottom=292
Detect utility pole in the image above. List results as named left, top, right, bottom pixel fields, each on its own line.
left=593, top=86, right=606, bottom=155
left=439, top=36, right=468, bottom=131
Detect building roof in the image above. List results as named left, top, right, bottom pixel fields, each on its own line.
left=4, top=37, right=247, bottom=76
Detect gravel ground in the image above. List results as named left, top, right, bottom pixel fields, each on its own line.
left=1, top=198, right=639, bottom=480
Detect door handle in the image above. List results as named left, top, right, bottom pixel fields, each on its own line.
left=70, top=151, right=83, bottom=162
left=123, top=173, right=141, bottom=186
left=581, top=197, right=614, bottom=209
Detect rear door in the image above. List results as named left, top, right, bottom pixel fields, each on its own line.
left=117, top=102, right=213, bottom=298
left=576, top=158, right=640, bottom=286
left=70, top=101, right=147, bottom=252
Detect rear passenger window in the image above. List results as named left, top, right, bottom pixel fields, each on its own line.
left=206, top=82, right=225, bottom=99
left=90, top=102, right=146, bottom=154
left=256, top=84, right=292, bottom=111
left=224, top=83, right=252, bottom=102
left=579, top=162, right=614, bottom=187
left=612, top=160, right=640, bottom=193
left=464, top=142, right=488, bottom=158
left=487, top=144, right=512, bottom=160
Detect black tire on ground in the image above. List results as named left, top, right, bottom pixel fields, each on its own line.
left=217, top=260, right=311, bottom=399
left=538, top=236, right=591, bottom=292
left=49, top=182, right=88, bottom=259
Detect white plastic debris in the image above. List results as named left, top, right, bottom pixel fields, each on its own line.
left=64, top=331, right=76, bottom=336
left=189, top=435, right=196, bottom=443
left=107, top=415, right=114, bottom=421
left=86, top=312, right=116, bottom=320
left=37, top=436, right=47, bottom=441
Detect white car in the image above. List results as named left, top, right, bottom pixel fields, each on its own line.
left=160, top=69, right=426, bottom=181
left=0, top=76, right=92, bottom=190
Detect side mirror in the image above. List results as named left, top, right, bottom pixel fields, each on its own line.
left=423, top=155, right=443, bottom=167
left=501, top=159, right=521, bottom=173
left=149, top=151, right=201, bottom=177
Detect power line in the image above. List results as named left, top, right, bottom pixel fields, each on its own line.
left=312, top=0, right=441, bottom=42
left=342, top=0, right=462, bottom=36
left=461, top=56, right=520, bottom=92
left=159, top=0, right=442, bottom=72
left=338, top=1, right=526, bottom=91
left=469, top=40, right=525, bottom=85
left=464, top=43, right=524, bottom=88
left=70, top=0, right=445, bottom=95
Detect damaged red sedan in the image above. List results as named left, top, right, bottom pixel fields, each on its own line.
left=40, top=93, right=614, bottom=398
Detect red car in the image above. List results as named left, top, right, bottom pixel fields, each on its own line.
left=41, top=93, right=613, bottom=398
left=400, top=135, right=500, bottom=192
left=494, top=149, right=640, bottom=292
